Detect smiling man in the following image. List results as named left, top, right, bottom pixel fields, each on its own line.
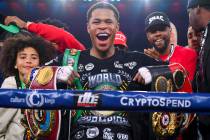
left=145, top=12, right=197, bottom=81
left=30, top=2, right=167, bottom=140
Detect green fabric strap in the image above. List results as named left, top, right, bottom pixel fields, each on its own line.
left=63, top=49, right=83, bottom=123
left=62, top=49, right=83, bottom=90
left=20, top=80, right=26, bottom=89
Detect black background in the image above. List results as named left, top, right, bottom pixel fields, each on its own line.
left=0, top=0, right=189, bottom=51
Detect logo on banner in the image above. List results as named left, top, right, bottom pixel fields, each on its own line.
left=26, top=92, right=44, bottom=107
left=86, top=127, right=99, bottom=139
left=77, top=92, right=99, bottom=107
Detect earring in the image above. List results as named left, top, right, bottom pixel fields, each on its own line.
left=14, top=65, right=17, bottom=69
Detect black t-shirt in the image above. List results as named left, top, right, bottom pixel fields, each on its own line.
left=48, top=49, right=164, bottom=140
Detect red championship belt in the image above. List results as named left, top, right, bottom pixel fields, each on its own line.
left=168, top=63, right=192, bottom=93
left=23, top=66, right=61, bottom=140
left=29, top=66, right=59, bottom=89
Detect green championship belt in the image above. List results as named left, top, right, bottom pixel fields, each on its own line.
left=62, top=49, right=83, bottom=124
left=62, top=49, right=82, bottom=90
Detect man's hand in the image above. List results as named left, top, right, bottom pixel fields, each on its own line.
left=133, top=72, right=145, bottom=84
left=56, top=66, right=80, bottom=86
left=4, top=16, right=27, bottom=29
left=144, top=47, right=160, bottom=60
left=133, top=67, right=152, bottom=85
left=67, top=71, right=80, bottom=85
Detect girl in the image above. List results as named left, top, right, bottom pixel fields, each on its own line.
left=0, top=34, right=56, bottom=140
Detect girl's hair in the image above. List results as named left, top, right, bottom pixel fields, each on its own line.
left=0, top=34, right=56, bottom=77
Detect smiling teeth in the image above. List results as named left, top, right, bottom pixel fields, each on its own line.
left=97, top=33, right=109, bottom=37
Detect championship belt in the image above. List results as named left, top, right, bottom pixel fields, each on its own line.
left=22, top=66, right=61, bottom=140
left=146, top=63, right=195, bottom=138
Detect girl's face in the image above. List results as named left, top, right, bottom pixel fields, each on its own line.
left=15, top=47, right=40, bottom=80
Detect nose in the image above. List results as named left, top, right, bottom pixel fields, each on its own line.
left=98, top=22, right=107, bottom=29
left=25, top=57, right=32, bottom=64
left=153, top=30, right=162, bottom=37
left=192, top=34, right=198, bottom=41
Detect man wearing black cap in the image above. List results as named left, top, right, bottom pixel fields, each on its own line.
left=145, top=11, right=197, bottom=82
left=187, top=0, right=210, bottom=139
left=144, top=11, right=198, bottom=139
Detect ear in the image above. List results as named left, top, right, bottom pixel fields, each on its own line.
left=146, top=32, right=150, bottom=40
left=169, top=27, right=172, bottom=36
left=87, top=22, right=90, bottom=34
left=116, top=22, right=120, bottom=32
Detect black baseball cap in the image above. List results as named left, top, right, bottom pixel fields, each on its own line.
left=187, top=0, right=210, bottom=9
left=145, top=12, right=170, bottom=32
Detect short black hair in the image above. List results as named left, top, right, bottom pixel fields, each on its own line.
left=202, top=5, right=210, bottom=11
left=87, top=2, right=119, bottom=22
left=0, top=29, right=33, bottom=41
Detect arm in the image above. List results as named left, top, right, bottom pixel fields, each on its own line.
left=0, top=77, right=25, bottom=140
left=4, top=16, right=86, bottom=53
left=144, top=47, right=160, bottom=60
left=27, top=22, right=86, bottom=52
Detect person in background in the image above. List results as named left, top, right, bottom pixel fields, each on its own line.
left=4, top=16, right=86, bottom=54
left=186, top=26, right=202, bottom=53
left=114, top=30, right=128, bottom=51
left=144, top=11, right=197, bottom=81
left=0, top=35, right=56, bottom=140
left=144, top=21, right=178, bottom=63
left=144, top=11, right=198, bottom=140
left=187, top=0, right=210, bottom=139
left=0, top=13, right=36, bottom=86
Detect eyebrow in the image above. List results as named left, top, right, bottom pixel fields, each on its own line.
left=18, top=53, right=39, bottom=57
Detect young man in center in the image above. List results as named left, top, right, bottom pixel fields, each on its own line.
left=28, top=2, right=171, bottom=140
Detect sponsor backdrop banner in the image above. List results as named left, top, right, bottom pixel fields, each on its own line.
left=0, top=89, right=210, bottom=112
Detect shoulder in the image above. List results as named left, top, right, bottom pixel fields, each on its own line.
left=79, top=49, right=91, bottom=60
left=121, top=50, right=145, bottom=58
left=1, top=76, right=17, bottom=89
left=122, top=50, right=165, bottom=66
left=175, top=45, right=197, bottom=56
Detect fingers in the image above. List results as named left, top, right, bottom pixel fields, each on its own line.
left=4, top=16, right=27, bottom=28
left=133, top=73, right=145, bottom=85
left=144, top=48, right=160, bottom=59
left=67, top=71, right=80, bottom=85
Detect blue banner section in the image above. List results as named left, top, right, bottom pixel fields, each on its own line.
left=0, top=89, right=210, bottom=112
